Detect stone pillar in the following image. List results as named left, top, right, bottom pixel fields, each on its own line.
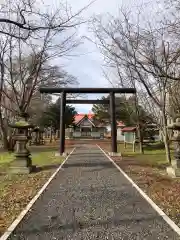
left=110, top=92, right=117, bottom=153
left=167, top=118, right=180, bottom=177
left=108, top=92, right=121, bottom=156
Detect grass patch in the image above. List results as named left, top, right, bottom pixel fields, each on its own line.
left=0, top=152, right=13, bottom=164
left=118, top=142, right=169, bottom=168
left=32, top=151, right=61, bottom=166
left=0, top=150, right=64, bottom=186
left=0, top=146, right=61, bottom=170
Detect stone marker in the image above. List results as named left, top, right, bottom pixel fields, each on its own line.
left=167, top=118, right=180, bottom=177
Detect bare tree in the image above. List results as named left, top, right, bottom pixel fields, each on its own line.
left=0, top=34, right=12, bottom=149
left=0, top=1, right=82, bottom=149
left=0, top=0, right=94, bottom=39
left=91, top=9, right=178, bottom=162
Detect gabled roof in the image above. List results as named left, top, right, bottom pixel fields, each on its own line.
left=121, top=127, right=136, bottom=132
left=74, top=113, right=94, bottom=125
left=74, top=113, right=107, bottom=128
left=74, top=114, right=126, bottom=128
left=76, top=115, right=95, bottom=127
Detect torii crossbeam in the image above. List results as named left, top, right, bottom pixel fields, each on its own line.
left=39, top=87, right=136, bottom=155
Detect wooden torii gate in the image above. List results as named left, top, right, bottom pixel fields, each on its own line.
left=39, top=87, right=136, bottom=155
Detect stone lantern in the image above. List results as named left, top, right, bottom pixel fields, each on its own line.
left=9, top=113, right=34, bottom=174
left=167, top=118, right=180, bottom=177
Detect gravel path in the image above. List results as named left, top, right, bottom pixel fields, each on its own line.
left=7, top=145, right=180, bottom=239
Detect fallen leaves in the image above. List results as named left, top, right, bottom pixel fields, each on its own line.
left=0, top=171, right=54, bottom=236
left=0, top=147, right=70, bottom=237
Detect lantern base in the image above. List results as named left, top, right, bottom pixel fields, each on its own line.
left=166, top=166, right=180, bottom=178
left=9, top=156, right=35, bottom=174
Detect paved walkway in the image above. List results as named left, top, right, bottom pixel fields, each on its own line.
left=8, top=145, right=180, bottom=239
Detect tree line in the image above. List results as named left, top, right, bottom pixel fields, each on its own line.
left=0, top=0, right=180, bottom=163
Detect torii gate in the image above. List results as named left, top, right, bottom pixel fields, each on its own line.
left=39, top=87, right=136, bottom=155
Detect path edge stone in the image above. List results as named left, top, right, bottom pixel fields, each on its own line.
left=97, top=144, right=180, bottom=237
left=0, top=148, right=76, bottom=240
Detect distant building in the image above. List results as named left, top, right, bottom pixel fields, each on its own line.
left=66, top=112, right=128, bottom=140
left=66, top=113, right=107, bottom=139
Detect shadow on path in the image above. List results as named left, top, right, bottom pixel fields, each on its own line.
left=35, top=164, right=60, bottom=173
left=13, top=214, right=164, bottom=235
left=63, top=162, right=114, bottom=168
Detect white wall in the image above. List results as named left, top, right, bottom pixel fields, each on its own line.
left=91, top=132, right=100, bottom=138
left=117, top=128, right=124, bottom=141
left=107, top=125, right=124, bottom=141
left=72, top=131, right=103, bottom=138
left=73, top=132, right=81, bottom=137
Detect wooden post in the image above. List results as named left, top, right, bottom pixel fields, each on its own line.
left=59, top=91, right=66, bottom=155
left=110, top=92, right=117, bottom=153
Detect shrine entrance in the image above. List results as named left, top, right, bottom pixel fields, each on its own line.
left=39, top=87, right=136, bottom=155
left=81, top=128, right=91, bottom=137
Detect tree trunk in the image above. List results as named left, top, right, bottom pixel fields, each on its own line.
left=134, top=93, right=144, bottom=154
left=139, top=137, right=144, bottom=154
left=2, top=134, right=10, bottom=150
left=49, top=128, right=53, bottom=143
left=0, top=114, right=10, bottom=150
left=162, top=128, right=171, bottom=163
left=8, top=135, right=16, bottom=152
left=162, top=112, right=171, bottom=163
left=137, top=124, right=144, bottom=154
left=164, top=138, right=171, bottom=163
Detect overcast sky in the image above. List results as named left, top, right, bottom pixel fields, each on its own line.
left=50, top=0, right=158, bottom=113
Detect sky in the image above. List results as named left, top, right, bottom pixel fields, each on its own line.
left=49, top=0, right=159, bottom=113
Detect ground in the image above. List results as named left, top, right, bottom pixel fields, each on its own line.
left=0, top=144, right=72, bottom=236
left=98, top=141, right=180, bottom=228
left=1, top=139, right=180, bottom=238
left=4, top=145, right=180, bottom=239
